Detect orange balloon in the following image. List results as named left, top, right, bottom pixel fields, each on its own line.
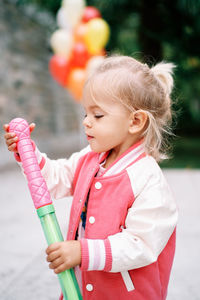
left=67, top=68, right=86, bottom=101
left=74, top=22, right=87, bottom=43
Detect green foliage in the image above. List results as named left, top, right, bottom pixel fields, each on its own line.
left=87, top=0, right=140, bottom=55
left=16, top=0, right=61, bottom=14
left=160, top=136, right=200, bottom=168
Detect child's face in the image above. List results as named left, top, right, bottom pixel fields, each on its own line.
left=82, top=85, right=133, bottom=155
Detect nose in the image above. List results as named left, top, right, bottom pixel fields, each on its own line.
left=83, top=115, right=92, bottom=128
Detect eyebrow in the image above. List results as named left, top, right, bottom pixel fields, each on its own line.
left=89, top=105, right=101, bottom=109
left=83, top=104, right=103, bottom=111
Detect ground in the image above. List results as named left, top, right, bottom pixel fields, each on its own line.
left=1, top=166, right=200, bottom=299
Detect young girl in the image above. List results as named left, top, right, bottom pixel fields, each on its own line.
left=4, top=56, right=178, bottom=300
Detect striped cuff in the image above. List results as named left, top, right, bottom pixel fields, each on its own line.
left=80, top=239, right=112, bottom=272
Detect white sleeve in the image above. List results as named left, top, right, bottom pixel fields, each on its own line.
left=40, top=145, right=91, bottom=200
left=108, top=160, right=178, bottom=272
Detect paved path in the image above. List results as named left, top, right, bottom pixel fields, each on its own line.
left=1, top=167, right=200, bottom=299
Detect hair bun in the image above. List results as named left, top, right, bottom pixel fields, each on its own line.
left=151, top=62, right=176, bottom=95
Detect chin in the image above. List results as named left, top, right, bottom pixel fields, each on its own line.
left=90, top=144, right=105, bottom=153
left=90, top=147, right=102, bottom=153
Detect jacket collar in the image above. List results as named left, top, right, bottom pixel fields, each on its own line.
left=98, top=139, right=146, bottom=177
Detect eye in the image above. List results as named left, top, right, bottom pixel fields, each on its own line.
left=94, top=114, right=104, bottom=119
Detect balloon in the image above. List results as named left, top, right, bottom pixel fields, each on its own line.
left=62, top=0, right=86, bottom=9
left=84, top=18, right=110, bottom=55
left=61, top=0, right=86, bottom=28
left=67, top=68, right=86, bottom=101
left=86, top=55, right=105, bottom=76
left=49, top=1, right=111, bottom=103
left=56, top=7, right=71, bottom=30
left=71, top=42, right=90, bottom=68
left=49, top=55, right=72, bottom=86
left=82, top=6, right=101, bottom=23
left=74, top=22, right=87, bottom=43
left=50, top=29, right=73, bottom=58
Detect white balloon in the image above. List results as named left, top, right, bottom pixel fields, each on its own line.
left=86, top=56, right=105, bottom=77
left=61, top=0, right=86, bottom=28
left=62, top=0, right=86, bottom=10
left=56, top=7, right=71, bottom=30
left=50, top=29, right=73, bottom=58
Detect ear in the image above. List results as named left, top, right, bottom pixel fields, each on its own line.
left=129, top=110, right=148, bottom=134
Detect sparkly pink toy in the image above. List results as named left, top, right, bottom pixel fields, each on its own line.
left=9, top=118, right=82, bottom=300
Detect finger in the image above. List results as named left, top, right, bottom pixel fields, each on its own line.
left=46, top=242, right=61, bottom=255
left=8, top=143, right=18, bottom=152
left=46, top=250, right=60, bottom=263
left=6, top=136, right=18, bottom=146
left=49, top=257, right=63, bottom=270
left=29, top=123, right=36, bottom=133
left=6, top=136, right=18, bottom=147
left=4, top=132, right=16, bottom=140
left=54, top=263, right=67, bottom=274
left=3, top=124, right=9, bottom=132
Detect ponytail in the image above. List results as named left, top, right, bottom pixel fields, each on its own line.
left=151, top=62, right=176, bottom=95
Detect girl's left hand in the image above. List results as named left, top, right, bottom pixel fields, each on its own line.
left=46, top=241, right=81, bottom=274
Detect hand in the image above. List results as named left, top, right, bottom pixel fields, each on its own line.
left=3, top=123, right=35, bottom=153
left=46, top=241, right=81, bottom=274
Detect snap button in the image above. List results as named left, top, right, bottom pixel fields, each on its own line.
left=86, top=284, right=93, bottom=291
left=95, top=182, right=102, bottom=190
left=89, top=216, right=95, bottom=224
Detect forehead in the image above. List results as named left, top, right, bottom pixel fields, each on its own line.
left=82, top=75, right=127, bottom=115
left=82, top=87, right=122, bottom=115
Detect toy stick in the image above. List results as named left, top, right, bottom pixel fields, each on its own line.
left=9, top=118, right=82, bottom=300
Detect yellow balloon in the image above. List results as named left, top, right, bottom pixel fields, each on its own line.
left=84, top=18, right=110, bottom=55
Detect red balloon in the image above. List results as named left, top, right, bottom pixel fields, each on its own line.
left=49, top=55, right=71, bottom=86
left=71, top=42, right=90, bottom=68
left=81, top=6, right=101, bottom=23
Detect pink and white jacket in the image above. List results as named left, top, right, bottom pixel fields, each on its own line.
left=16, top=141, right=178, bottom=300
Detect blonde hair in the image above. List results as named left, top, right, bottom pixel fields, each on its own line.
left=84, top=55, right=176, bottom=162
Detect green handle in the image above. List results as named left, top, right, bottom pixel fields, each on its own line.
left=37, top=205, right=82, bottom=300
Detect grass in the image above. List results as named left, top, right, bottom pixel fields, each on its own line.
left=159, top=136, right=200, bottom=169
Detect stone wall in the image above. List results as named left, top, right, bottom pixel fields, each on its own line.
left=0, top=1, right=87, bottom=167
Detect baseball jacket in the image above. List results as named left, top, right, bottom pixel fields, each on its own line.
left=16, top=140, right=178, bottom=299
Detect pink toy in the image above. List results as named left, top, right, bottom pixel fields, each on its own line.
left=9, top=118, right=52, bottom=209
left=9, top=118, right=82, bottom=300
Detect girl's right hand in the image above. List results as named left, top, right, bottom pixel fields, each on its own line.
left=3, top=123, right=35, bottom=153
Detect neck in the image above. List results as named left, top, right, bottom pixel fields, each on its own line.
left=104, top=136, right=142, bottom=169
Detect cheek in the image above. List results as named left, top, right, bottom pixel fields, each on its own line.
left=95, top=116, right=128, bottom=140
left=97, top=125, right=115, bottom=139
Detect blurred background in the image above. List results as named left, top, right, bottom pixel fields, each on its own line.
left=0, top=0, right=200, bottom=299
left=0, top=0, right=200, bottom=168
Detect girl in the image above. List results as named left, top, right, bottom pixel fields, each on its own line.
left=4, top=56, right=178, bottom=300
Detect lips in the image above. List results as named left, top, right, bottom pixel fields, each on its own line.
left=86, top=134, right=94, bottom=140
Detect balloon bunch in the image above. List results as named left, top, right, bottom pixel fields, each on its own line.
left=49, top=0, right=110, bottom=101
